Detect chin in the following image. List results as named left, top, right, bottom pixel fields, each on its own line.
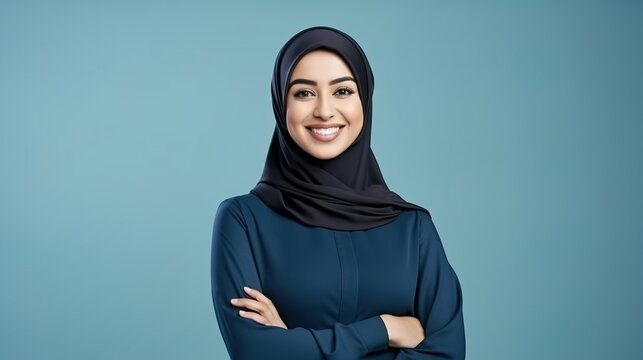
left=307, top=147, right=344, bottom=160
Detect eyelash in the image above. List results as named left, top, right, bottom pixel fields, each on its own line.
left=294, top=90, right=314, bottom=98
left=293, top=87, right=355, bottom=98
left=335, top=87, right=354, bottom=96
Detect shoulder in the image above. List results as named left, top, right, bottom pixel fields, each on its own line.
left=213, top=193, right=272, bottom=228
left=213, top=194, right=255, bottom=229
left=405, top=208, right=440, bottom=244
left=216, top=193, right=250, bottom=211
left=398, top=206, right=433, bottom=228
left=211, top=194, right=266, bottom=246
left=211, top=196, right=256, bottom=251
left=215, top=193, right=262, bottom=214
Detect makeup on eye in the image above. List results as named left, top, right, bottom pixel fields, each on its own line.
left=292, top=86, right=355, bottom=98
left=334, top=87, right=354, bottom=96
left=293, top=89, right=314, bottom=98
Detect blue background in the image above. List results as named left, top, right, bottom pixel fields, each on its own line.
left=1, top=1, right=641, bottom=359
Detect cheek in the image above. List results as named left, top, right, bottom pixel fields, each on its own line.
left=286, top=103, right=308, bottom=128
left=285, top=104, right=311, bottom=144
left=343, top=99, right=364, bottom=131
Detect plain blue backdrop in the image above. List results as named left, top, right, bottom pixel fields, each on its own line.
left=1, top=1, right=642, bottom=359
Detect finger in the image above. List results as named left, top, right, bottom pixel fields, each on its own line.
left=243, top=286, right=273, bottom=305
left=238, top=310, right=269, bottom=326
left=241, top=287, right=283, bottom=325
left=240, top=290, right=280, bottom=323
left=233, top=298, right=277, bottom=324
left=230, top=298, right=268, bottom=313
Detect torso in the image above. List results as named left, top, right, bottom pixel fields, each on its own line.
left=232, top=193, right=424, bottom=330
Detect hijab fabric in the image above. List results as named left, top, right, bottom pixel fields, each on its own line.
left=250, top=26, right=430, bottom=231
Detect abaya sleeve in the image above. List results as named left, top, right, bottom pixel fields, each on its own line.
left=394, top=214, right=466, bottom=359
left=211, top=199, right=390, bottom=359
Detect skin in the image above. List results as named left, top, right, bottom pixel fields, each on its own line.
left=230, top=50, right=425, bottom=349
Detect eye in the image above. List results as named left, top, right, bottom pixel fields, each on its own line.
left=334, top=87, right=354, bottom=97
left=293, top=90, right=314, bottom=98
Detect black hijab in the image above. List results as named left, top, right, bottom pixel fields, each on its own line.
left=250, top=26, right=430, bottom=231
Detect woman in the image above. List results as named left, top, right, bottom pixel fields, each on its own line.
left=211, top=26, right=465, bottom=359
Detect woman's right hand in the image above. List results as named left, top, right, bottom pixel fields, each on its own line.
left=379, top=314, right=425, bottom=348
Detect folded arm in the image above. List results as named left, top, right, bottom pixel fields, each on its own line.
left=211, top=198, right=389, bottom=359
left=394, top=213, right=465, bottom=359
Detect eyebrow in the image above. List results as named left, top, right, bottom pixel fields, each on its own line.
left=288, top=76, right=356, bottom=89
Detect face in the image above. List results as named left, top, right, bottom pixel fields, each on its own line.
left=286, top=50, right=364, bottom=160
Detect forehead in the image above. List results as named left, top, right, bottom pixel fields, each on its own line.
left=290, top=50, right=354, bottom=79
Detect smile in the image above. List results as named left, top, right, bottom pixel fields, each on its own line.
left=311, top=127, right=339, bottom=135
left=307, top=125, right=345, bottom=142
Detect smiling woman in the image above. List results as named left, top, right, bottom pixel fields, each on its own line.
left=211, top=26, right=465, bottom=359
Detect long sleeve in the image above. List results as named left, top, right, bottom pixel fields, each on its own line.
left=394, top=213, right=466, bottom=359
left=210, top=198, right=389, bottom=360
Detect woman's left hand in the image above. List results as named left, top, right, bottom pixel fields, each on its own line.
left=230, top=286, right=288, bottom=329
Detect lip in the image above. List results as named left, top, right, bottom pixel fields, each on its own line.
left=306, top=123, right=346, bottom=129
left=306, top=124, right=345, bottom=142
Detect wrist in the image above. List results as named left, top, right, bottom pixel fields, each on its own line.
left=379, top=314, right=398, bottom=347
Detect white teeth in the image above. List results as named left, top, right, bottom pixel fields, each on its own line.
left=311, top=127, right=339, bottom=136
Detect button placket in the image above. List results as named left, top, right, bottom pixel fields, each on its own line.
left=333, top=231, right=359, bottom=323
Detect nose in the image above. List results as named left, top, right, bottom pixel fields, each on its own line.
left=313, top=94, right=335, bottom=120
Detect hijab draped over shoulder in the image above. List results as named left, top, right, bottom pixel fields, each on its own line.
left=251, top=26, right=429, bottom=231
